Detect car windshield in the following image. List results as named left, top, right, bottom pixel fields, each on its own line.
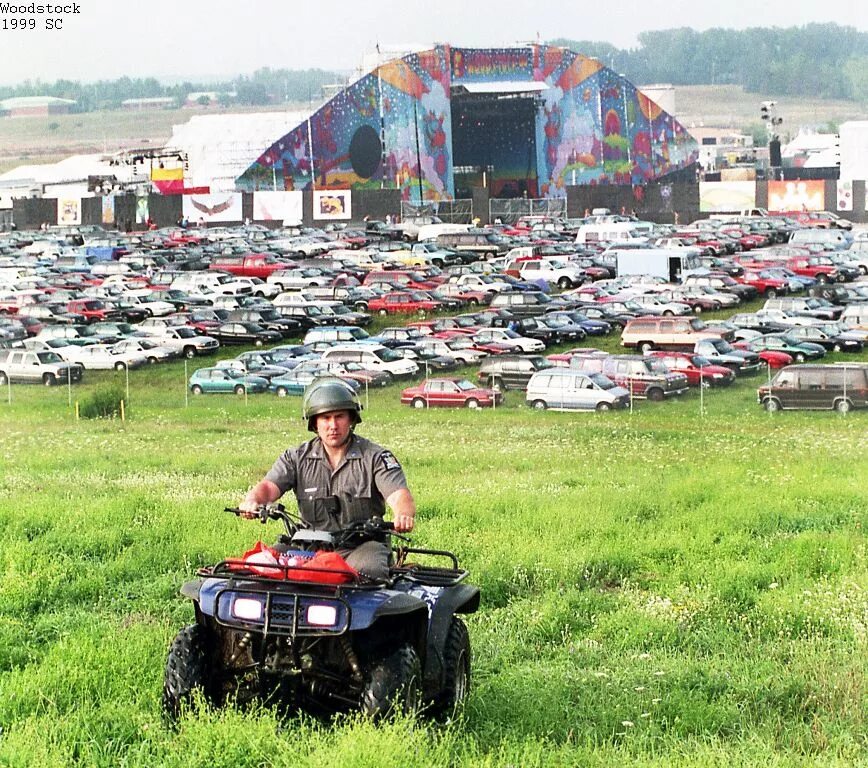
left=646, top=359, right=669, bottom=373
left=588, top=372, right=614, bottom=389
left=36, top=352, right=62, bottom=363
left=375, top=348, right=402, bottom=362
left=455, top=379, right=476, bottom=390
left=689, top=318, right=706, bottom=330
left=175, top=328, right=197, bottom=338
left=447, top=339, right=472, bottom=350
left=691, top=355, right=713, bottom=367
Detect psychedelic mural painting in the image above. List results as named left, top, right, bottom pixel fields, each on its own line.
left=380, top=47, right=453, bottom=203
left=536, top=52, right=604, bottom=196
left=629, top=86, right=655, bottom=184
left=598, top=68, right=632, bottom=184
left=236, top=45, right=696, bottom=200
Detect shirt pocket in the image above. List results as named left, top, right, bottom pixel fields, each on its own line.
left=299, top=497, right=336, bottom=530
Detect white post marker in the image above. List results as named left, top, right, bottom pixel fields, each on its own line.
left=67, top=368, right=72, bottom=408
left=184, top=359, right=189, bottom=407
left=125, top=361, right=130, bottom=404
left=699, top=365, right=705, bottom=417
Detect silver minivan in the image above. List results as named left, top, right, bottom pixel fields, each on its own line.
left=526, top=368, right=630, bottom=412
left=302, top=326, right=370, bottom=346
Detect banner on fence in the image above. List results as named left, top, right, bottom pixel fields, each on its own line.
left=698, top=181, right=755, bottom=212
left=183, top=193, right=243, bottom=223
left=767, top=180, right=824, bottom=212
left=836, top=180, right=853, bottom=212
left=101, top=196, right=115, bottom=225
left=253, top=191, right=303, bottom=224
left=57, top=197, right=81, bottom=226
left=313, top=190, right=351, bottom=220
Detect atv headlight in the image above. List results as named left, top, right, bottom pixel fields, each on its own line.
left=306, top=604, right=338, bottom=626
left=232, top=597, right=263, bottom=621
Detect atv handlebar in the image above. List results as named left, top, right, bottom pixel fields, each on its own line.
left=225, top=503, right=297, bottom=528
left=225, top=506, right=408, bottom=545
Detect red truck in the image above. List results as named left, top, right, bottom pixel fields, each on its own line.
left=67, top=299, right=125, bottom=323
left=208, top=253, right=297, bottom=280
left=367, top=292, right=443, bottom=315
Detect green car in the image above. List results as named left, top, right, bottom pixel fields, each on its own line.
left=745, top=334, right=826, bottom=363
left=188, top=367, right=269, bottom=395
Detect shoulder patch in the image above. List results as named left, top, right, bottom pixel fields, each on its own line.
left=380, top=450, right=401, bottom=471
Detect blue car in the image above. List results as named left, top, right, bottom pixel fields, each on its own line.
left=189, top=367, right=269, bottom=395
left=269, top=368, right=362, bottom=398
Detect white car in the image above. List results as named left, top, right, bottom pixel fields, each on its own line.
left=417, top=338, right=485, bottom=365
left=111, top=338, right=179, bottom=363
left=449, top=274, right=512, bottom=293
left=624, top=293, right=693, bottom=316
left=518, top=259, right=586, bottom=289
left=139, top=326, right=220, bottom=358
left=118, top=291, right=175, bottom=317
left=472, top=328, right=545, bottom=352
left=61, top=344, right=147, bottom=370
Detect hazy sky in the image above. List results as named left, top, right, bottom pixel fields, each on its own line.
left=0, top=0, right=864, bottom=86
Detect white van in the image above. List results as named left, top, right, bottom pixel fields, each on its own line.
left=840, top=304, right=868, bottom=331
left=575, top=221, right=653, bottom=245
left=525, top=368, right=630, bottom=412
left=303, top=326, right=370, bottom=346
left=789, top=229, right=850, bottom=249
left=319, top=343, right=418, bottom=378
left=415, top=223, right=471, bottom=242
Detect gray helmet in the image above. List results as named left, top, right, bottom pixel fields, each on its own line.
left=302, top=377, right=362, bottom=432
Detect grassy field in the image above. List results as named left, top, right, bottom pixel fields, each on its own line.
left=0, top=324, right=865, bottom=767
left=675, top=85, right=868, bottom=135
left=0, top=103, right=312, bottom=175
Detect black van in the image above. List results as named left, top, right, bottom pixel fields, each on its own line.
left=757, top=363, right=868, bottom=413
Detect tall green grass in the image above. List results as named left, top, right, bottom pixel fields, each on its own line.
left=0, top=344, right=865, bottom=767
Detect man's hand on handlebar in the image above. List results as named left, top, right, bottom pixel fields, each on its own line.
left=392, top=512, right=415, bottom=533
left=237, top=499, right=263, bottom=520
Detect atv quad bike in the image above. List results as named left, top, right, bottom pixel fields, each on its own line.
left=163, top=504, right=479, bottom=720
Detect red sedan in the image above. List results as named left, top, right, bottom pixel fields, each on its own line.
left=646, top=351, right=735, bottom=387
left=731, top=343, right=793, bottom=369
left=401, top=378, right=503, bottom=409
left=367, top=292, right=443, bottom=315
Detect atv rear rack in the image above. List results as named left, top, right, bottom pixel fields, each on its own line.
left=392, top=548, right=468, bottom=586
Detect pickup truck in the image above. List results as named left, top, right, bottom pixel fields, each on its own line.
left=0, top=348, right=83, bottom=386
left=208, top=253, right=296, bottom=279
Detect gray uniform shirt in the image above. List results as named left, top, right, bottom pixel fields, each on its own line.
left=264, top=434, right=408, bottom=531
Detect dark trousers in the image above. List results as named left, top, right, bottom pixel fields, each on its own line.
left=340, top=541, right=390, bottom=581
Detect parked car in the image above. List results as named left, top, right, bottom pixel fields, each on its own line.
left=0, top=348, right=82, bottom=385
left=400, top=377, right=502, bottom=409
left=211, top=322, right=283, bottom=346
left=525, top=368, right=630, bottom=411
left=476, top=355, right=554, bottom=390
left=645, top=351, right=735, bottom=387
left=692, top=338, right=764, bottom=374
left=738, top=334, right=826, bottom=363
left=757, top=363, right=868, bottom=412
left=785, top=325, right=864, bottom=353
left=471, top=327, right=545, bottom=353
left=61, top=344, right=147, bottom=371
left=571, top=354, right=690, bottom=400
left=189, top=367, right=270, bottom=395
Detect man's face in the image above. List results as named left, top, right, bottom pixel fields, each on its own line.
left=315, top=409, right=353, bottom=449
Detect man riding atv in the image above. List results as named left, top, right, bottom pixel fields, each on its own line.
left=240, top=378, right=417, bottom=581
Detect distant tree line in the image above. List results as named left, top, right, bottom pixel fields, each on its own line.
left=551, top=23, right=868, bottom=101
left=0, top=67, right=343, bottom=111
